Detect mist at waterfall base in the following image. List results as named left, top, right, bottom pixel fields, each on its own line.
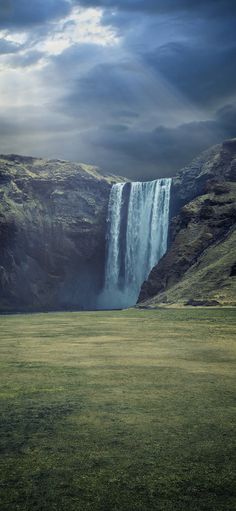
left=98, top=178, right=171, bottom=310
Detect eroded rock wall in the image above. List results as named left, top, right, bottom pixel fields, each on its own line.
left=138, top=139, right=236, bottom=306
left=0, top=155, right=118, bottom=312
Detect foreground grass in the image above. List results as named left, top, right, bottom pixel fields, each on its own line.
left=0, top=308, right=236, bottom=511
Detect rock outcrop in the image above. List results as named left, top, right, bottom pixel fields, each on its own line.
left=138, top=139, right=236, bottom=307
left=0, top=155, right=121, bottom=312
left=1, top=140, right=236, bottom=312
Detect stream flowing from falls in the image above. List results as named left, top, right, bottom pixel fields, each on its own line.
left=98, top=178, right=172, bottom=309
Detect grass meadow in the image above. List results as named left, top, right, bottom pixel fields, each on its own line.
left=0, top=308, right=236, bottom=511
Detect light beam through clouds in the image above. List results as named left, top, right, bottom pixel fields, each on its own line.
left=0, top=0, right=235, bottom=179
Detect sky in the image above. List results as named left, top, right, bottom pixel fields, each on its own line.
left=0, top=0, right=236, bottom=179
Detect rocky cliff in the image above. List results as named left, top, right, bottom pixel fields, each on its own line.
left=0, top=155, right=121, bottom=312
left=1, top=140, right=236, bottom=313
left=138, top=139, right=236, bottom=307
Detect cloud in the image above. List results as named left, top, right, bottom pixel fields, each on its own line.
left=0, top=0, right=71, bottom=29
left=145, top=41, right=236, bottom=108
left=216, top=103, right=236, bottom=133
left=0, top=115, right=21, bottom=136
left=0, top=0, right=236, bottom=179
left=58, top=47, right=201, bottom=132
left=82, top=103, right=236, bottom=179
left=0, top=37, right=21, bottom=54
left=72, top=0, right=236, bottom=16
left=7, top=50, right=44, bottom=68
left=62, top=62, right=138, bottom=116
left=1, top=101, right=236, bottom=179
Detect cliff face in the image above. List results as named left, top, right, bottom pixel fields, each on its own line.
left=2, top=140, right=236, bottom=312
left=0, top=155, right=120, bottom=312
left=138, top=139, right=236, bottom=307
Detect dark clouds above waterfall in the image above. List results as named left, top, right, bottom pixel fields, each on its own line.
left=0, top=0, right=236, bottom=179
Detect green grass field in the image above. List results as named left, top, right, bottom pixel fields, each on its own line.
left=0, top=308, right=236, bottom=511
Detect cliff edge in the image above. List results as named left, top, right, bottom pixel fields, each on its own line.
left=0, top=155, right=121, bottom=312
left=138, top=139, right=236, bottom=307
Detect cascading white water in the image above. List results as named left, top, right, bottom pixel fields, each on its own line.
left=99, top=178, right=172, bottom=309
left=103, top=183, right=125, bottom=292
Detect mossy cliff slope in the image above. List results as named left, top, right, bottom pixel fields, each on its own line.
left=138, top=139, right=236, bottom=307
left=0, top=155, right=120, bottom=312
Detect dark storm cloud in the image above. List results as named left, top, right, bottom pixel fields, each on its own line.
left=57, top=41, right=191, bottom=127
left=59, top=0, right=236, bottom=118
left=1, top=0, right=236, bottom=179
left=102, top=3, right=236, bottom=110
left=62, top=62, right=139, bottom=119
left=145, top=41, right=236, bottom=107
left=0, top=0, right=71, bottom=29
left=216, top=104, right=236, bottom=133
left=85, top=104, right=236, bottom=179
left=73, top=0, right=236, bottom=16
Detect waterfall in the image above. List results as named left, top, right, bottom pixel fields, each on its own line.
left=99, top=178, right=171, bottom=309
left=103, top=183, right=125, bottom=292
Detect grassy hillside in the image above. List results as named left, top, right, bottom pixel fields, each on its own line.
left=0, top=309, right=236, bottom=511
left=139, top=140, right=236, bottom=307
left=140, top=226, right=236, bottom=307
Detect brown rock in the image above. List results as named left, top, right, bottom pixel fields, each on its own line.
left=0, top=155, right=123, bottom=312
left=138, top=139, right=236, bottom=306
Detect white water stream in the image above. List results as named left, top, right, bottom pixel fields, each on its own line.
left=99, top=178, right=171, bottom=309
